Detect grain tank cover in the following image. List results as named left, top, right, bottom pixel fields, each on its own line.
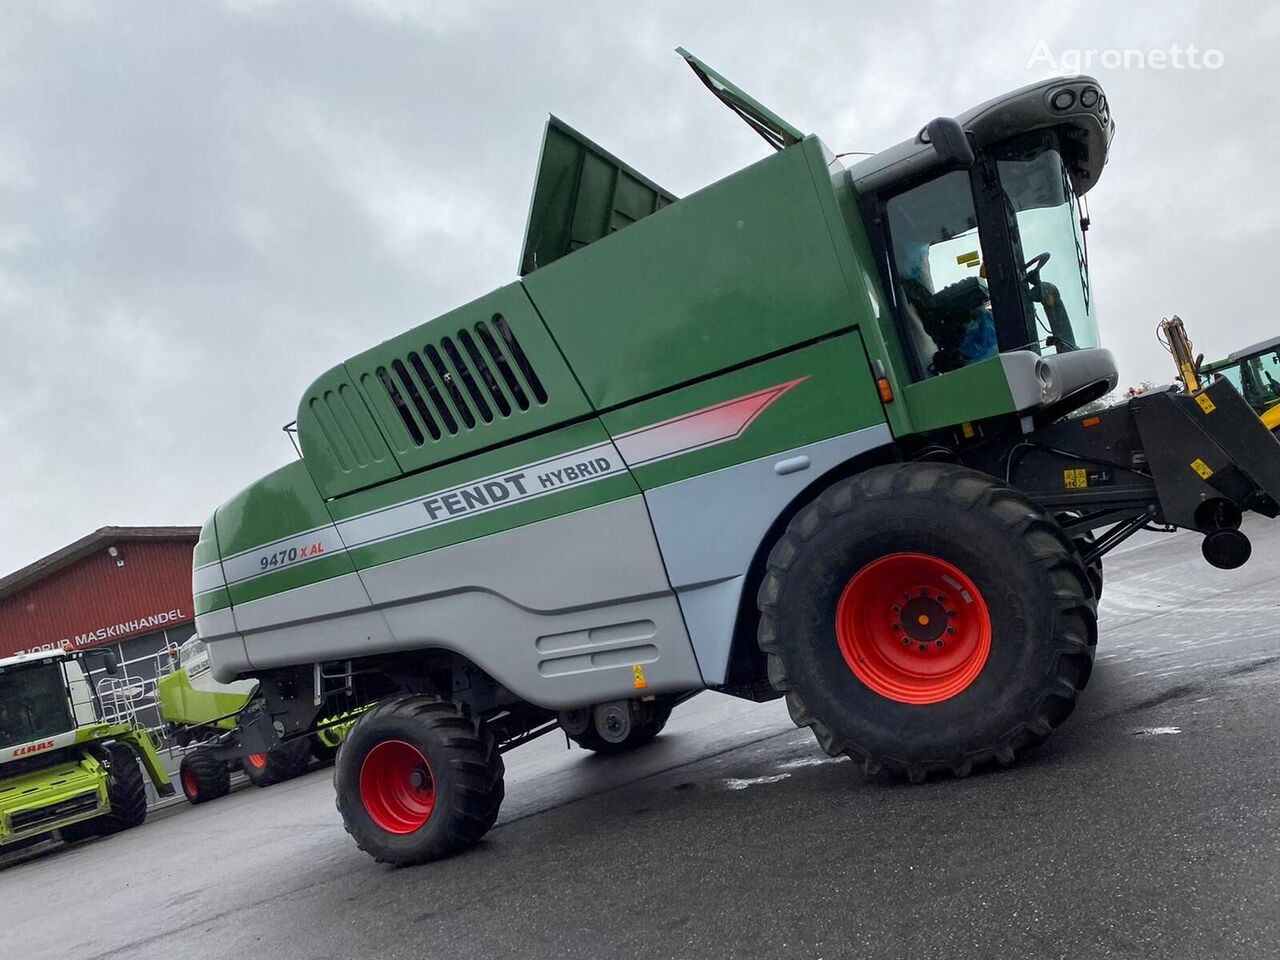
left=519, top=116, right=678, bottom=276
left=676, top=47, right=804, bottom=152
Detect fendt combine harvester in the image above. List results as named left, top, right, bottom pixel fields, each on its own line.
left=192, top=51, right=1280, bottom=864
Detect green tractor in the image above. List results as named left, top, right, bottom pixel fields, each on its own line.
left=191, top=51, right=1280, bottom=865
left=0, top=648, right=172, bottom=850
left=156, top=636, right=359, bottom=803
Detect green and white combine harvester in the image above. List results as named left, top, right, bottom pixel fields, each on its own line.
left=0, top=648, right=172, bottom=849
left=155, top=635, right=358, bottom=803
left=190, top=51, right=1280, bottom=864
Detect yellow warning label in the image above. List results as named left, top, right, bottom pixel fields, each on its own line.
left=1063, top=468, right=1089, bottom=489
left=961, top=421, right=975, bottom=439
left=1195, top=393, right=1216, bottom=414
left=1191, top=458, right=1214, bottom=479
left=631, top=664, right=648, bottom=689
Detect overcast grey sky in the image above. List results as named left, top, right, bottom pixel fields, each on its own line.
left=1, top=0, right=1277, bottom=574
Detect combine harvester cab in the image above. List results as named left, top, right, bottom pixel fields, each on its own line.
left=192, top=50, right=1280, bottom=864
left=0, top=649, right=172, bottom=850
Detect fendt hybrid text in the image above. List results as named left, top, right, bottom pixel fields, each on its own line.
left=192, top=51, right=1280, bottom=864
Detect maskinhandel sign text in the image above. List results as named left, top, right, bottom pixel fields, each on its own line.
left=22, top=608, right=187, bottom=654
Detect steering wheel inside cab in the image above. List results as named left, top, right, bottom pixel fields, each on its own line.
left=1023, top=251, right=1051, bottom=299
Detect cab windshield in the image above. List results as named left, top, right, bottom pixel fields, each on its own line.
left=997, top=135, right=1099, bottom=356
left=1215, top=352, right=1280, bottom=415
left=0, top=660, right=74, bottom=750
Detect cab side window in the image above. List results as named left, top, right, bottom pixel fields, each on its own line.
left=886, top=171, right=998, bottom=380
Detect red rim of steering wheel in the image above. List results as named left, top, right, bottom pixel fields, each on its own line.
left=359, top=740, right=437, bottom=834
left=246, top=753, right=268, bottom=770
left=182, top=768, right=199, bottom=797
left=835, top=552, right=992, bottom=705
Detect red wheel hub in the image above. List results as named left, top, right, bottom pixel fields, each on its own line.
left=246, top=753, right=268, bottom=769
left=836, top=552, right=992, bottom=704
left=182, top=768, right=199, bottom=797
left=359, top=740, right=436, bottom=834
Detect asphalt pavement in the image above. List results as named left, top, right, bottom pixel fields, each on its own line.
left=3, top=521, right=1279, bottom=960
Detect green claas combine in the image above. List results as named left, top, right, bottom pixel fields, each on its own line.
left=191, top=50, right=1280, bottom=864
left=0, top=648, right=172, bottom=849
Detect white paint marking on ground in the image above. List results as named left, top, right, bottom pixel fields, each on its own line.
left=723, top=773, right=792, bottom=790
left=1132, top=726, right=1182, bottom=736
left=777, top=756, right=843, bottom=770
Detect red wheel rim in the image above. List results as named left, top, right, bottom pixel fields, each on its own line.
left=359, top=740, right=436, bottom=834
left=246, top=753, right=268, bottom=769
left=182, top=768, right=199, bottom=797
left=836, top=552, right=992, bottom=704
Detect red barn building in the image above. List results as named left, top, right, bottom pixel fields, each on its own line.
left=0, top=526, right=200, bottom=726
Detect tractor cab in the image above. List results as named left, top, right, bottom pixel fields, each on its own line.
left=1203, top=335, right=1280, bottom=422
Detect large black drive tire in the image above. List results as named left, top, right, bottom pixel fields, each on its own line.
left=99, top=743, right=148, bottom=831
left=335, top=696, right=504, bottom=866
left=242, top=739, right=311, bottom=788
left=564, top=698, right=674, bottom=754
left=758, top=463, right=1097, bottom=783
left=1059, top=518, right=1104, bottom=602
left=180, top=748, right=231, bottom=804
left=63, top=742, right=147, bottom=839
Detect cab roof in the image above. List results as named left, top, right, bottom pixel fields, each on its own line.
left=0, top=648, right=74, bottom=670
left=851, top=75, right=1115, bottom=198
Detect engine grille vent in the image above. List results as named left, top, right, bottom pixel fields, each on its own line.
left=376, top=315, right=548, bottom=446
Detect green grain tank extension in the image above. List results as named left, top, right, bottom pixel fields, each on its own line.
left=193, top=50, right=1280, bottom=865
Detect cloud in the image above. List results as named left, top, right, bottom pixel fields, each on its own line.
left=1, top=0, right=1276, bottom=572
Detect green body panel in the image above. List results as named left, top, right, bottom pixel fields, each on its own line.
left=194, top=586, right=230, bottom=617
left=214, top=460, right=359, bottom=605
left=899, top=356, right=1018, bottom=432
left=0, top=756, right=107, bottom=845
left=296, top=364, right=401, bottom=499
left=157, top=669, right=247, bottom=729
left=330, top=418, right=638, bottom=570
left=601, top=333, right=885, bottom=490
left=193, top=519, right=221, bottom=568
left=818, top=143, right=917, bottom=438
left=194, top=516, right=230, bottom=616
left=520, top=116, right=677, bottom=276
left=343, top=283, right=593, bottom=476
left=523, top=138, right=870, bottom=409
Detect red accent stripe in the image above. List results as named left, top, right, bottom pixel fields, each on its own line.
left=614, top=378, right=807, bottom=467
